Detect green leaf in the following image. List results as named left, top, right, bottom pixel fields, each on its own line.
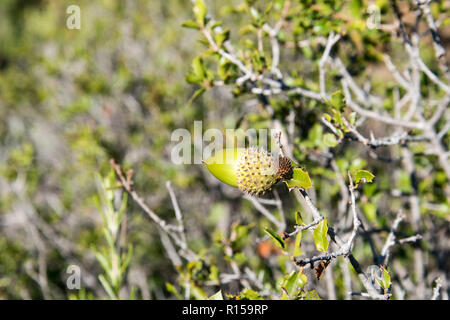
left=323, top=133, right=339, bottom=147
left=120, top=245, right=133, bottom=274
left=282, top=271, right=308, bottom=299
left=283, top=168, right=313, bottom=190
left=249, top=7, right=261, bottom=21
left=349, top=0, right=363, bottom=18
left=308, top=124, right=323, bottom=147
left=94, top=251, right=110, bottom=273
left=303, top=290, right=322, bottom=300
left=218, top=57, right=235, bottom=81
left=314, top=218, right=329, bottom=252
left=332, top=109, right=344, bottom=126
left=230, top=222, right=254, bottom=251
left=280, top=292, right=290, bottom=300
left=187, top=87, right=206, bottom=106
left=166, top=282, right=183, bottom=300
left=192, top=56, right=207, bottom=80
left=301, top=45, right=313, bottom=59
left=193, top=0, right=207, bottom=26
left=181, top=20, right=200, bottom=30
left=293, top=230, right=303, bottom=256
left=187, top=260, right=202, bottom=275
left=186, top=57, right=208, bottom=85
left=190, top=285, right=208, bottom=300
left=354, top=170, right=375, bottom=185
left=329, top=90, right=345, bottom=110
left=282, top=271, right=299, bottom=298
left=264, top=2, right=273, bottom=14
left=240, top=288, right=263, bottom=300
left=397, top=170, right=412, bottom=193
left=208, top=290, right=224, bottom=300
left=99, top=275, right=117, bottom=299
left=264, top=227, right=285, bottom=250
left=377, top=267, right=391, bottom=290
left=185, top=73, right=201, bottom=84
left=214, top=29, right=230, bottom=47
left=210, top=21, right=223, bottom=29
left=298, top=271, right=308, bottom=289
left=295, top=211, right=305, bottom=226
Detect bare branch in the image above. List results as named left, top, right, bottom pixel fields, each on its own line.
left=431, top=277, right=443, bottom=300
left=244, top=195, right=284, bottom=231
left=380, top=210, right=405, bottom=267
left=415, top=0, right=449, bottom=81
left=319, top=32, right=341, bottom=97
left=166, top=181, right=188, bottom=249
left=110, top=159, right=197, bottom=261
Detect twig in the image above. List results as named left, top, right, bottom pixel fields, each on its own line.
left=262, top=0, right=290, bottom=79
left=350, top=292, right=373, bottom=298
left=110, top=159, right=197, bottom=261
left=319, top=32, right=341, bottom=97
left=333, top=57, right=382, bottom=107
left=273, top=190, right=286, bottom=232
left=379, top=210, right=405, bottom=267
left=340, top=77, right=426, bottom=130
left=166, top=181, right=188, bottom=250
left=383, top=54, right=410, bottom=89
left=324, top=261, right=337, bottom=299
left=244, top=195, right=284, bottom=231
left=341, top=116, right=431, bottom=148
left=396, top=234, right=422, bottom=245
left=283, top=216, right=324, bottom=240
left=431, top=277, right=443, bottom=300
left=401, top=147, right=425, bottom=298
left=330, top=160, right=348, bottom=229
left=341, top=260, right=353, bottom=300
left=415, top=0, right=449, bottom=81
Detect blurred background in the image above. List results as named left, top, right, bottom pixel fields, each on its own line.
left=0, top=0, right=448, bottom=299
left=0, top=0, right=214, bottom=299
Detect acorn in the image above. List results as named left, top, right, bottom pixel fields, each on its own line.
left=204, top=147, right=293, bottom=196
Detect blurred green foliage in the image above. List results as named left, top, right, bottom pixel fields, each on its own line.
left=0, top=0, right=208, bottom=299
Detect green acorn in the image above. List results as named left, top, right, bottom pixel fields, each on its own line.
left=204, top=147, right=293, bottom=196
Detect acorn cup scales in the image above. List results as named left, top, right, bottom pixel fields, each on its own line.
left=204, top=147, right=293, bottom=196
left=236, top=147, right=279, bottom=196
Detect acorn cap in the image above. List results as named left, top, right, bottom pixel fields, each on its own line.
left=236, top=147, right=279, bottom=196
